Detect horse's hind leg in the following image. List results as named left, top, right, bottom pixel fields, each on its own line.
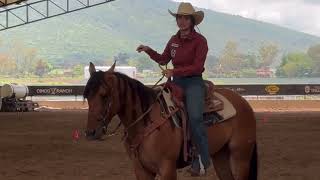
left=212, top=144, right=235, bottom=180
left=229, top=140, right=256, bottom=180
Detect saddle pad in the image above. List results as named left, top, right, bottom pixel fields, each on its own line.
left=214, top=92, right=237, bottom=121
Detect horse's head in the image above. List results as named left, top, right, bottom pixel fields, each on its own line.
left=83, top=62, right=120, bottom=140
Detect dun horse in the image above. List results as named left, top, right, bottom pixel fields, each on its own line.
left=84, top=62, right=257, bottom=180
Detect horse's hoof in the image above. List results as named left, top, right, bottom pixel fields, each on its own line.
left=186, top=167, right=207, bottom=177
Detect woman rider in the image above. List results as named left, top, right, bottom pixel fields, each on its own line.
left=136, top=2, right=210, bottom=176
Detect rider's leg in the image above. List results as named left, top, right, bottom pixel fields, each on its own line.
left=184, top=77, right=211, bottom=171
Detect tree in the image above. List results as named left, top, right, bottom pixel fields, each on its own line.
left=0, top=54, right=16, bottom=75
left=307, top=44, right=320, bottom=75
left=35, top=59, right=51, bottom=77
left=218, top=41, right=242, bottom=76
left=72, top=64, right=84, bottom=77
left=127, top=58, right=139, bottom=68
left=106, top=58, right=115, bottom=66
left=308, top=44, right=320, bottom=60
left=9, top=41, right=38, bottom=76
left=276, top=52, right=313, bottom=78
left=128, top=55, right=157, bottom=72
left=258, top=42, right=279, bottom=68
left=204, top=55, right=219, bottom=77
left=114, top=52, right=130, bottom=65
left=240, top=53, right=258, bottom=69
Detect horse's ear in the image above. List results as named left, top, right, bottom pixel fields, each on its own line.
left=89, top=62, right=96, bottom=76
left=107, top=61, right=116, bottom=72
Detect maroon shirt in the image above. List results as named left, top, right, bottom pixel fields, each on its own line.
left=146, top=29, right=208, bottom=77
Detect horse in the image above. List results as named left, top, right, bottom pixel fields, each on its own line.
left=84, top=62, right=257, bottom=180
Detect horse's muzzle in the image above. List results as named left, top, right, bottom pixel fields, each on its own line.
left=85, top=127, right=106, bottom=141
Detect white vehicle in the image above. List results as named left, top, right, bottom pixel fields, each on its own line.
left=0, top=0, right=26, bottom=6
left=84, top=66, right=137, bottom=80
left=0, top=84, right=38, bottom=112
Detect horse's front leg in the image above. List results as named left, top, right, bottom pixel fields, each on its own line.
left=158, top=160, right=177, bottom=180
left=133, top=158, right=156, bottom=180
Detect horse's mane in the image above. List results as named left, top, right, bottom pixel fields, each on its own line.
left=83, top=71, right=105, bottom=99
left=83, top=71, right=157, bottom=112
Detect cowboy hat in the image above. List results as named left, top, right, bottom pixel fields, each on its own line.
left=168, top=2, right=204, bottom=25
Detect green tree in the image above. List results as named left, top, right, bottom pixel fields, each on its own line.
left=127, top=58, right=139, bottom=68
left=72, top=64, right=84, bottom=77
left=240, top=53, right=258, bottom=69
left=128, top=55, right=157, bottom=72
left=258, top=42, right=279, bottom=68
left=9, top=41, right=38, bottom=76
left=218, top=41, right=242, bottom=75
left=204, top=55, right=219, bottom=77
left=0, top=54, right=17, bottom=75
left=35, top=59, right=51, bottom=77
left=114, top=52, right=130, bottom=65
left=307, top=44, right=320, bottom=76
left=8, top=40, right=37, bottom=76
left=276, top=52, right=313, bottom=78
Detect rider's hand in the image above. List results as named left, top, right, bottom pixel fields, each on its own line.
left=136, top=45, right=151, bottom=53
left=162, top=69, right=173, bottom=78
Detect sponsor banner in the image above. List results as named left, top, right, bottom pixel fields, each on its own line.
left=265, top=85, right=280, bottom=95
left=27, top=86, right=85, bottom=96
left=304, top=85, right=320, bottom=95
left=1, top=85, right=320, bottom=96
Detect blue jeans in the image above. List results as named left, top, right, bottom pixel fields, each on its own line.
left=172, top=76, right=211, bottom=170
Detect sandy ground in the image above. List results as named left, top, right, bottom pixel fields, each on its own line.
left=35, top=100, right=320, bottom=112
left=0, top=110, right=319, bottom=180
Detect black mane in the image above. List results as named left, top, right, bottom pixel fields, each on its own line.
left=83, top=71, right=157, bottom=111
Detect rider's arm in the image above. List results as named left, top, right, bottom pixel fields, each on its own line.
left=145, top=38, right=172, bottom=65
left=172, top=37, right=208, bottom=76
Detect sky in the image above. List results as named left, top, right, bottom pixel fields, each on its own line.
left=172, top=0, right=320, bottom=37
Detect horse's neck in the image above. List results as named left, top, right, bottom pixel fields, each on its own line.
left=118, top=99, right=146, bottom=140
left=117, top=83, right=158, bottom=143
left=119, top=99, right=161, bottom=143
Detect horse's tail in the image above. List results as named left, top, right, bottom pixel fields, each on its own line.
left=249, top=143, right=258, bottom=180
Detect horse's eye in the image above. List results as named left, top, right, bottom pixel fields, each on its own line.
left=102, top=96, right=109, bottom=103
left=100, top=94, right=107, bottom=98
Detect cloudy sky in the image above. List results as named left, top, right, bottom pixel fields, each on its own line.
left=173, top=0, right=320, bottom=37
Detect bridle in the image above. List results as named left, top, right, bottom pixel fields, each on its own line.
left=85, top=81, right=120, bottom=139
left=86, top=64, right=167, bottom=139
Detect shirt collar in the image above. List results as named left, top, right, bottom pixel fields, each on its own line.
left=175, top=29, right=196, bottom=40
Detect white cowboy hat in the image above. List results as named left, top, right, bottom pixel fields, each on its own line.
left=168, top=2, right=204, bottom=25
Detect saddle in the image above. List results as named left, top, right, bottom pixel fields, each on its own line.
left=154, top=80, right=224, bottom=117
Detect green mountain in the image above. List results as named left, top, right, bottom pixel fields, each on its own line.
left=0, top=0, right=319, bottom=66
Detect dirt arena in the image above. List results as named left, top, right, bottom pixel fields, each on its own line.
left=0, top=109, right=319, bottom=180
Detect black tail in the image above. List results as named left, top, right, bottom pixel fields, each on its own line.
left=249, top=143, right=258, bottom=180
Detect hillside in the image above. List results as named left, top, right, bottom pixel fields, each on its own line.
left=0, top=0, right=319, bottom=66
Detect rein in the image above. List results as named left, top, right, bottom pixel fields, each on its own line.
left=124, top=92, right=162, bottom=132
left=151, top=64, right=167, bottom=88
left=96, top=81, right=123, bottom=137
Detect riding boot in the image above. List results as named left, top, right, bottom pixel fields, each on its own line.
left=188, top=154, right=207, bottom=176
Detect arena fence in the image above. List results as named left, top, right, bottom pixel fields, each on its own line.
left=1, top=84, right=319, bottom=97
